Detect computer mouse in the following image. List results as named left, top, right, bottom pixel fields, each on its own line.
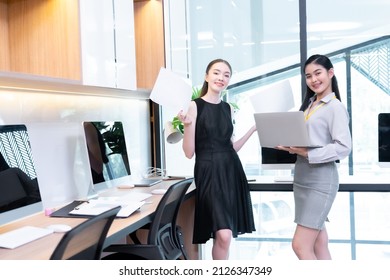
left=116, top=185, right=135, bottom=189
left=46, top=224, right=72, bottom=233
left=151, top=188, right=167, bottom=195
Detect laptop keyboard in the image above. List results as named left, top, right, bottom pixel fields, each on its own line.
left=0, top=226, right=54, bottom=249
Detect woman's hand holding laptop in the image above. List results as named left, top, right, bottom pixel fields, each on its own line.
left=276, top=146, right=308, bottom=159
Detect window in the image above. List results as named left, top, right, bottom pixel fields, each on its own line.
left=163, top=0, right=390, bottom=260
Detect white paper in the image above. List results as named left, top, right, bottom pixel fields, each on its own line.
left=150, top=67, right=192, bottom=113
left=250, top=79, right=295, bottom=113
left=69, top=200, right=145, bottom=217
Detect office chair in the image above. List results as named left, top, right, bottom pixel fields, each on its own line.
left=50, top=206, right=121, bottom=260
left=102, top=177, right=194, bottom=260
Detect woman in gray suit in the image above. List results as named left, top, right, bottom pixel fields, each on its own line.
left=277, top=54, right=352, bottom=259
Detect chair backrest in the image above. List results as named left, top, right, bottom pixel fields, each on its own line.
left=147, top=177, right=193, bottom=259
left=50, top=206, right=120, bottom=260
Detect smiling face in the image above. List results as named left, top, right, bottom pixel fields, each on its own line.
left=205, top=62, right=232, bottom=94
left=305, top=62, right=334, bottom=97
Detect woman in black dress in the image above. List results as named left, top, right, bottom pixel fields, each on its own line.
left=178, top=59, right=257, bottom=259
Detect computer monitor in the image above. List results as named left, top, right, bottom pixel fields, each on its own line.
left=83, top=121, right=131, bottom=191
left=261, top=147, right=297, bottom=171
left=0, top=124, right=42, bottom=225
left=378, top=113, right=390, bottom=167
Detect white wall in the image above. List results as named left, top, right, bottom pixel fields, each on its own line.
left=79, top=0, right=137, bottom=90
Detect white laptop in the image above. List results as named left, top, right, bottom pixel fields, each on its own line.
left=254, top=111, right=322, bottom=148
left=250, top=80, right=295, bottom=113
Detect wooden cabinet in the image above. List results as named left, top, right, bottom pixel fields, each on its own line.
left=0, top=0, right=10, bottom=71
left=0, top=0, right=81, bottom=80
left=0, top=0, right=137, bottom=90
left=134, top=0, right=164, bottom=89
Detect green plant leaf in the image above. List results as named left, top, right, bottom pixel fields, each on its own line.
left=192, top=86, right=201, bottom=100
left=101, top=122, right=127, bottom=155
left=171, top=116, right=184, bottom=134
left=230, top=102, right=240, bottom=111
left=170, top=87, right=239, bottom=136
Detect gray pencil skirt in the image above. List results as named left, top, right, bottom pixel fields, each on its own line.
left=293, top=156, right=339, bottom=230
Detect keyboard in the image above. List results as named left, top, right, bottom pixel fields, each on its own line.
left=0, top=226, right=54, bottom=249
left=98, top=192, right=152, bottom=202
left=273, top=176, right=294, bottom=182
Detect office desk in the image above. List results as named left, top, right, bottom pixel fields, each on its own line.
left=0, top=180, right=197, bottom=260
left=248, top=175, right=390, bottom=192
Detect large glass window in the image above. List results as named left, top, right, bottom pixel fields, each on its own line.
left=306, top=1, right=390, bottom=52
left=164, top=0, right=300, bottom=86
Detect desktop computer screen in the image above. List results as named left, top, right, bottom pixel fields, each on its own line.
left=83, top=121, right=131, bottom=186
left=0, top=124, right=42, bottom=225
left=378, top=113, right=390, bottom=167
left=261, top=147, right=297, bottom=170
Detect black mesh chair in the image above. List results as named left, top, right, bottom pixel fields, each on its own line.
left=102, top=178, right=194, bottom=260
left=50, top=206, right=120, bottom=260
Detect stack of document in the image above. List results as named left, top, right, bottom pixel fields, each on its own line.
left=69, top=198, right=145, bottom=218
left=50, top=192, right=152, bottom=219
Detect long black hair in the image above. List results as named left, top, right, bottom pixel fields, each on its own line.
left=199, top=59, right=232, bottom=97
left=300, top=54, right=341, bottom=111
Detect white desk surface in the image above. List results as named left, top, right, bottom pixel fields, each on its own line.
left=248, top=175, right=390, bottom=192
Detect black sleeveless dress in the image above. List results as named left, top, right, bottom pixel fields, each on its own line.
left=192, top=98, right=255, bottom=244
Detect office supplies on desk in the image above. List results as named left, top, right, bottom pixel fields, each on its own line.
left=50, top=190, right=152, bottom=218
left=46, top=224, right=72, bottom=233
left=151, top=188, right=167, bottom=195
left=254, top=111, right=322, bottom=148
left=98, top=191, right=152, bottom=202
left=50, top=201, right=91, bottom=218
left=0, top=226, right=54, bottom=249
left=116, top=185, right=134, bottom=189
left=69, top=200, right=144, bottom=218
left=0, top=178, right=197, bottom=260
left=131, top=178, right=162, bottom=187
left=163, top=176, right=188, bottom=181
